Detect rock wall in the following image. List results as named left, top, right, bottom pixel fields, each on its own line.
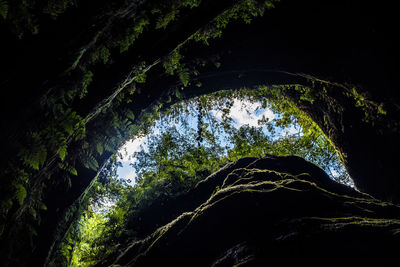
left=0, top=0, right=399, bottom=265
left=102, top=156, right=400, bottom=266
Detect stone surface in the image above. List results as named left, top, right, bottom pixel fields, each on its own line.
left=102, top=156, right=400, bottom=266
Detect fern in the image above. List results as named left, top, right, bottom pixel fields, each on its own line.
left=28, top=206, right=37, bottom=220
left=74, top=120, right=86, bottom=141
left=91, top=46, right=111, bottom=64
left=178, top=68, right=190, bottom=86
left=79, top=71, right=94, bottom=99
left=175, top=88, right=182, bottom=99
left=59, top=161, right=78, bottom=176
left=181, top=0, right=201, bottom=8
left=120, top=16, right=150, bottom=53
left=81, top=151, right=99, bottom=171
left=96, top=142, right=104, bottom=156
left=155, top=7, right=177, bottom=29
left=0, top=0, right=8, bottom=19
left=56, top=137, right=68, bottom=161
left=19, top=140, right=47, bottom=170
left=163, top=50, right=182, bottom=75
left=103, top=137, right=115, bottom=152
left=43, top=0, right=74, bottom=19
left=125, top=110, right=135, bottom=121
left=14, top=184, right=27, bottom=205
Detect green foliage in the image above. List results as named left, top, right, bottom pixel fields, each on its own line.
left=63, top=84, right=353, bottom=266
left=69, top=210, right=109, bottom=266
left=14, top=184, right=27, bottom=205
left=79, top=71, right=94, bottom=99
left=18, top=132, right=47, bottom=170
left=59, top=161, right=78, bottom=176
left=56, top=137, right=68, bottom=161
left=133, top=72, right=147, bottom=83
left=154, top=0, right=202, bottom=30
left=96, top=142, right=104, bottom=156
left=120, top=16, right=150, bottom=53
left=43, top=0, right=75, bottom=19
left=91, top=46, right=111, bottom=65
left=156, top=6, right=178, bottom=29
left=0, top=0, right=8, bottom=19
left=162, top=50, right=191, bottom=86
left=295, top=85, right=315, bottom=104
left=191, top=0, right=279, bottom=45
left=74, top=119, right=86, bottom=141
left=1, top=1, right=285, bottom=263
left=81, top=150, right=99, bottom=171
left=181, top=0, right=201, bottom=8
left=178, top=67, right=190, bottom=86
left=163, top=50, right=183, bottom=75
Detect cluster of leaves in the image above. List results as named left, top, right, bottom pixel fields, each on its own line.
left=0, top=0, right=8, bottom=20
left=344, top=87, right=387, bottom=124
left=0, top=0, right=76, bottom=37
left=191, top=0, right=280, bottom=45
left=56, top=157, right=132, bottom=266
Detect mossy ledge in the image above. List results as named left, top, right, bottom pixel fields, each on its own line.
left=98, top=155, right=400, bottom=266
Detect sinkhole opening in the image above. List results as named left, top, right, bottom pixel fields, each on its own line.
left=65, top=86, right=352, bottom=266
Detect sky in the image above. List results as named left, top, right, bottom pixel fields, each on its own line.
left=116, top=99, right=287, bottom=185
left=113, top=96, right=351, bottom=189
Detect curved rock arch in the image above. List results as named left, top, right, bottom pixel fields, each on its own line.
left=0, top=0, right=399, bottom=265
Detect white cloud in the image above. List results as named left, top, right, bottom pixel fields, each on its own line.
left=116, top=136, right=149, bottom=185
left=212, top=99, right=275, bottom=129
left=280, top=124, right=300, bottom=136
left=118, top=136, right=147, bottom=163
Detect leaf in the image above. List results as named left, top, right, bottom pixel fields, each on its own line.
left=134, top=73, right=147, bottom=83
left=178, top=68, right=190, bottom=86
left=15, top=184, right=27, bottom=205
left=59, top=162, right=78, bottom=176
left=0, top=0, right=8, bottom=19
left=69, top=166, right=78, bottom=176
left=82, top=152, right=99, bottom=171
left=378, top=104, right=387, bottom=115
left=57, top=139, right=68, bottom=161
left=40, top=203, right=47, bottom=211
left=96, top=142, right=104, bottom=155
left=126, top=110, right=135, bottom=121
left=74, top=120, right=86, bottom=141
left=29, top=207, right=37, bottom=219
left=175, top=89, right=182, bottom=99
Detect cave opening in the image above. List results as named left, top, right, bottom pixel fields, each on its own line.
left=1, top=0, right=399, bottom=266
left=60, top=86, right=353, bottom=266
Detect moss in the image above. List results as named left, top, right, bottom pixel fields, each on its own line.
left=308, top=216, right=400, bottom=229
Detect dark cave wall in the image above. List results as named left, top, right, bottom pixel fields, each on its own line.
left=99, top=156, right=400, bottom=267
left=0, top=0, right=399, bottom=266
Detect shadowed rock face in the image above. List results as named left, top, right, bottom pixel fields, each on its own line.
left=100, top=156, right=400, bottom=266
left=1, top=0, right=400, bottom=265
